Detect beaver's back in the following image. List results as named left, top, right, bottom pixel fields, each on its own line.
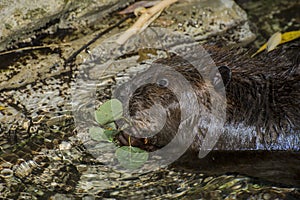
left=207, top=41, right=300, bottom=150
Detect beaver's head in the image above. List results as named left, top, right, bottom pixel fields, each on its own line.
left=114, top=55, right=230, bottom=152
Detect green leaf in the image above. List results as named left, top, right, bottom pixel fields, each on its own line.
left=95, top=99, right=123, bottom=125
left=89, top=126, right=108, bottom=141
left=115, top=146, right=149, bottom=170
left=104, top=129, right=119, bottom=142
left=103, top=122, right=119, bottom=141
left=104, top=122, right=117, bottom=130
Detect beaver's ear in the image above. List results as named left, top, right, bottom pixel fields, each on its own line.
left=210, top=65, right=231, bottom=91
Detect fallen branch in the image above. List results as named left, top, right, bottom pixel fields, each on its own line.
left=116, top=0, right=178, bottom=44
left=0, top=43, right=71, bottom=56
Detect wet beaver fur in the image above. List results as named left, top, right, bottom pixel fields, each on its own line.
left=115, top=40, right=300, bottom=186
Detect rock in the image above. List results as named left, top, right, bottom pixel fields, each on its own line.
left=0, top=0, right=134, bottom=51
left=155, top=0, right=255, bottom=45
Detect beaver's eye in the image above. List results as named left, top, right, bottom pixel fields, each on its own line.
left=157, top=78, right=168, bottom=87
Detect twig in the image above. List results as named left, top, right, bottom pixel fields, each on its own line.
left=116, top=0, right=178, bottom=44
left=0, top=43, right=70, bottom=56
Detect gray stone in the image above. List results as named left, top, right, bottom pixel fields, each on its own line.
left=0, top=0, right=133, bottom=51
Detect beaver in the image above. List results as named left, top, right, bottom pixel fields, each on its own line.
left=116, top=40, right=300, bottom=150
left=114, top=40, right=300, bottom=185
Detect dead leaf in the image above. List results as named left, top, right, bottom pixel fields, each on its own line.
left=0, top=105, right=6, bottom=111
left=281, top=30, right=300, bottom=44
left=266, top=32, right=282, bottom=52
left=252, top=30, right=300, bottom=57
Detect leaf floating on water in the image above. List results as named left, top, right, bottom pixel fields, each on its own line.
left=252, top=30, right=300, bottom=57
left=95, top=99, right=123, bottom=125
left=115, top=146, right=149, bottom=169
left=89, top=126, right=107, bottom=141
left=266, top=32, right=282, bottom=52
